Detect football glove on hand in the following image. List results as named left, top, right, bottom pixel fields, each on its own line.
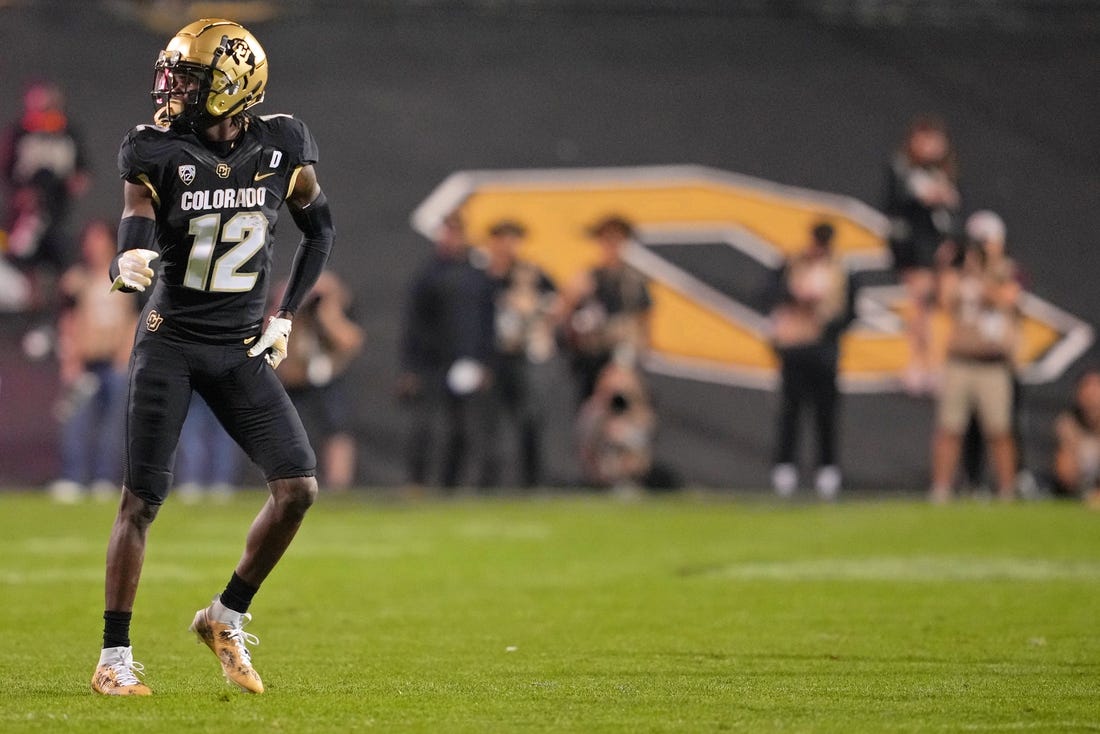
left=110, top=249, right=160, bottom=292
left=247, top=316, right=293, bottom=369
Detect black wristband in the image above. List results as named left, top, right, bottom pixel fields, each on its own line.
left=117, top=216, right=157, bottom=252
left=109, top=216, right=158, bottom=287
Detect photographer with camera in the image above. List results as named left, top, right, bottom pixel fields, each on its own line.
left=275, top=271, right=365, bottom=492
left=575, top=357, right=656, bottom=495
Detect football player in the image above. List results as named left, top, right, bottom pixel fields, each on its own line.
left=91, top=18, right=335, bottom=695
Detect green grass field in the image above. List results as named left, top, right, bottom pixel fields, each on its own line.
left=1, top=490, right=1097, bottom=733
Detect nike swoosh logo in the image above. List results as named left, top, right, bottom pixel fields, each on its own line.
left=254, top=171, right=278, bottom=182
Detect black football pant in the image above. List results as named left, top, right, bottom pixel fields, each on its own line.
left=125, top=328, right=316, bottom=505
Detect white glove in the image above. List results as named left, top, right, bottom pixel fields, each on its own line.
left=247, top=316, right=292, bottom=369
left=110, top=249, right=160, bottom=292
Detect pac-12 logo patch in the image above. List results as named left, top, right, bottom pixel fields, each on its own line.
left=178, top=165, right=196, bottom=185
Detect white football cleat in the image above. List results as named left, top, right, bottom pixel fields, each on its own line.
left=91, top=646, right=151, bottom=696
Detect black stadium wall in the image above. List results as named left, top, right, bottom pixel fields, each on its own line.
left=1, top=1, right=1097, bottom=490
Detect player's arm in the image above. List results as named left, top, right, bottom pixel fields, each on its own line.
left=277, top=164, right=334, bottom=319
left=248, top=164, right=335, bottom=368
left=108, top=181, right=160, bottom=292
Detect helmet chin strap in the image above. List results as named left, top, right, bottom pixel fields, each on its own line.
left=209, top=34, right=230, bottom=72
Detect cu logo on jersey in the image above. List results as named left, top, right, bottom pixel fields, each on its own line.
left=412, top=165, right=1094, bottom=393
left=215, top=163, right=232, bottom=179
left=145, top=310, right=164, bottom=333
left=177, top=165, right=196, bottom=186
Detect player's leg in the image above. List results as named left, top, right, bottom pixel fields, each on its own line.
left=95, top=336, right=192, bottom=696
left=187, top=474, right=316, bottom=694
left=189, top=354, right=317, bottom=693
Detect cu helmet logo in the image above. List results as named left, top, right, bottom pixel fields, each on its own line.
left=221, top=38, right=258, bottom=93
left=225, top=38, right=257, bottom=70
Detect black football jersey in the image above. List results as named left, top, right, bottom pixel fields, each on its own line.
left=118, top=113, right=319, bottom=342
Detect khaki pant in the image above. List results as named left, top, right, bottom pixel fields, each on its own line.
left=936, top=358, right=1013, bottom=435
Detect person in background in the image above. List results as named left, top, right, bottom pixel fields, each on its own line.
left=397, top=210, right=495, bottom=490
left=276, top=271, right=365, bottom=492
left=561, top=215, right=652, bottom=403
left=884, top=115, right=961, bottom=396
left=767, top=222, right=852, bottom=500
left=480, top=219, right=559, bottom=489
left=929, top=210, right=1019, bottom=503
left=576, top=358, right=657, bottom=496
left=49, top=219, right=138, bottom=503
left=1052, top=367, right=1100, bottom=507
left=174, top=394, right=242, bottom=504
left=1, top=79, right=90, bottom=303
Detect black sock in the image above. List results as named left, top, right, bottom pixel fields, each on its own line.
left=103, top=610, right=132, bottom=649
left=219, top=572, right=259, bottom=614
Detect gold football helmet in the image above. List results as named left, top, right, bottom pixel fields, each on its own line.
left=151, top=18, right=267, bottom=126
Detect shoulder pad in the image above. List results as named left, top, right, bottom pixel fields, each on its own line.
left=252, top=113, right=318, bottom=167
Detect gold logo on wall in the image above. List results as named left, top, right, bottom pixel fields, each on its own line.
left=412, top=165, right=1093, bottom=392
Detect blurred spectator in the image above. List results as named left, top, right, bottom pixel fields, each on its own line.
left=561, top=215, right=652, bottom=403
left=884, top=115, right=961, bottom=396
left=276, top=271, right=365, bottom=492
left=175, top=394, right=241, bottom=504
left=960, top=376, right=1032, bottom=497
left=576, top=358, right=656, bottom=495
left=480, top=219, right=559, bottom=489
left=0, top=254, right=31, bottom=312
left=767, top=222, right=852, bottom=500
left=397, top=210, right=495, bottom=489
left=1052, top=367, right=1100, bottom=506
left=1, top=80, right=90, bottom=306
left=48, top=219, right=137, bottom=503
left=930, top=210, right=1019, bottom=503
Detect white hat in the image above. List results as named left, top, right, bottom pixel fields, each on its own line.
left=966, top=210, right=1006, bottom=244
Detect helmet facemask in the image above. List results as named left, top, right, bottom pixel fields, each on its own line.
left=152, top=52, right=210, bottom=126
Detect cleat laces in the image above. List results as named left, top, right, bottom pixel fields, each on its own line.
left=222, top=613, right=260, bottom=664
left=110, top=650, right=146, bottom=687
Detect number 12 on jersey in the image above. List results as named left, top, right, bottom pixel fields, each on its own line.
left=184, top=211, right=269, bottom=292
